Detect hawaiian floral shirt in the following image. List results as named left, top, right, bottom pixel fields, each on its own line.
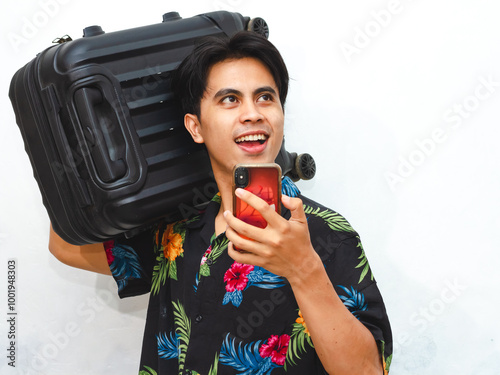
left=105, top=180, right=392, bottom=374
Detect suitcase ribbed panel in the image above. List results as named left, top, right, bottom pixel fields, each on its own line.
left=96, top=23, right=224, bottom=231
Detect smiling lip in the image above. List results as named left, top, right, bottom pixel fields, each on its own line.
left=234, top=131, right=269, bottom=154
left=235, top=133, right=268, bottom=143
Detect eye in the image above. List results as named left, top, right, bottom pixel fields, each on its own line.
left=257, top=93, right=274, bottom=102
left=221, top=95, right=238, bottom=104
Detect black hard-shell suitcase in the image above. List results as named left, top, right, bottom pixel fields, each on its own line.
left=9, top=11, right=315, bottom=245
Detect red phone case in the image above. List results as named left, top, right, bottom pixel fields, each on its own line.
left=233, top=163, right=282, bottom=228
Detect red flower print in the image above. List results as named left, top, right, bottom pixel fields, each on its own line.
left=103, top=240, right=115, bottom=265
left=259, top=334, right=290, bottom=365
left=224, top=262, right=254, bottom=292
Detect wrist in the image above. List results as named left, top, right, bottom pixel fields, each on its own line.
left=286, top=249, right=325, bottom=290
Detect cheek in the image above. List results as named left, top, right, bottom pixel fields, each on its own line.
left=271, top=113, right=285, bottom=136
left=270, top=114, right=284, bottom=149
left=198, top=112, right=230, bottom=141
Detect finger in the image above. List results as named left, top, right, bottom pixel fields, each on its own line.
left=225, top=223, right=260, bottom=253
left=234, top=188, right=281, bottom=225
left=227, top=241, right=262, bottom=266
left=223, top=210, right=263, bottom=242
left=281, top=195, right=307, bottom=223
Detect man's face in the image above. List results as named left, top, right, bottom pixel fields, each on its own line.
left=185, top=57, right=284, bottom=180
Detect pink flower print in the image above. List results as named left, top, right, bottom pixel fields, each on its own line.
left=200, top=246, right=212, bottom=265
left=103, top=240, right=115, bottom=265
left=259, top=334, right=290, bottom=366
left=224, top=262, right=254, bottom=292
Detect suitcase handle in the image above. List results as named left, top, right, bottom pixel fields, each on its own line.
left=74, top=87, right=127, bottom=183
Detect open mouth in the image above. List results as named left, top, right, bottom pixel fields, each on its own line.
left=235, top=134, right=268, bottom=145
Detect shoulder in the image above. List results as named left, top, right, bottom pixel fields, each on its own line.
left=299, top=194, right=359, bottom=241
left=299, top=195, right=378, bottom=286
left=155, top=194, right=212, bottom=240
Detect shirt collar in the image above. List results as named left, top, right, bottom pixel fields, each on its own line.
left=185, top=194, right=222, bottom=241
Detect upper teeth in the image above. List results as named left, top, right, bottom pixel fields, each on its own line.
left=235, top=134, right=267, bottom=143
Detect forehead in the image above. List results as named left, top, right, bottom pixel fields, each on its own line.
left=204, top=57, right=277, bottom=95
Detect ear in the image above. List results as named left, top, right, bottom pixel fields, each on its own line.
left=184, top=113, right=204, bottom=144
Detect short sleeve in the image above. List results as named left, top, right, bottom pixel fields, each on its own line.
left=304, top=199, right=393, bottom=373
left=103, top=224, right=158, bottom=299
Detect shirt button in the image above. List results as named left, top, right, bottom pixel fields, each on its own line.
left=160, top=305, right=167, bottom=318
left=206, top=259, right=213, bottom=266
left=195, top=315, right=203, bottom=323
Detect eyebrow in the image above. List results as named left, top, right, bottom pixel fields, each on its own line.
left=213, top=86, right=278, bottom=100
left=254, top=86, right=278, bottom=97
left=213, top=88, right=243, bottom=100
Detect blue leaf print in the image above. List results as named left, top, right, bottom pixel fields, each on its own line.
left=248, top=267, right=285, bottom=289
left=281, top=176, right=300, bottom=198
left=193, top=272, right=199, bottom=293
left=109, top=243, right=143, bottom=291
left=247, top=267, right=264, bottom=283
left=220, top=334, right=277, bottom=375
left=338, top=285, right=368, bottom=318
left=157, top=331, right=179, bottom=359
left=223, top=290, right=243, bottom=307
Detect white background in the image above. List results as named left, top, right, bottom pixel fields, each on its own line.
left=1, top=0, right=499, bottom=374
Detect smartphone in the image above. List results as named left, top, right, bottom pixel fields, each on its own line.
left=232, top=163, right=282, bottom=229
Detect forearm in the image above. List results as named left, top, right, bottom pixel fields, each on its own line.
left=49, top=224, right=111, bottom=275
left=288, top=254, right=382, bottom=375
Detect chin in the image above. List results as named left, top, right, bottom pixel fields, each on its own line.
left=244, top=155, right=276, bottom=164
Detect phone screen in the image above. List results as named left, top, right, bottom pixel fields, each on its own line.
left=233, top=163, right=281, bottom=228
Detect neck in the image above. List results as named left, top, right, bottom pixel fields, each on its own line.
left=213, top=169, right=234, bottom=236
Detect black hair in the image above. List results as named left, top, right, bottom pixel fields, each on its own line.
left=171, top=31, right=289, bottom=118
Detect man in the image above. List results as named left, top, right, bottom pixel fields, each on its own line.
left=49, top=31, right=392, bottom=374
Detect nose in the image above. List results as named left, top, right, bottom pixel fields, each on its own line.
left=239, top=101, right=264, bottom=124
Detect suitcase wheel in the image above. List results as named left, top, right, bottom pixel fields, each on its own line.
left=295, top=153, right=316, bottom=181
left=247, top=17, right=269, bottom=39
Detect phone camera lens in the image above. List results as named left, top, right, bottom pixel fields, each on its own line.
left=235, top=167, right=249, bottom=188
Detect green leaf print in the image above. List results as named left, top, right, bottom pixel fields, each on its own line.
left=168, top=258, right=178, bottom=280
left=285, top=312, right=314, bottom=370
left=173, top=221, right=187, bottom=242
left=303, top=205, right=355, bottom=233
left=208, top=353, right=219, bottom=375
left=139, top=366, right=157, bottom=375
left=211, top=193, right=222, bottom=204
left=173, top=300, right=191, bottom=372
left=355, top=237, right=373, bottom=283
left=151, top=254, right=168, bottom=295
left=198, top=236, right=228, bottom=278
left=199, top=263, right=210, bottom=277
left=151, top=222, right=187, bottom=294
left=379, top=340, right=392, bottom=374
left=208, top=236, right=228, bottom=264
